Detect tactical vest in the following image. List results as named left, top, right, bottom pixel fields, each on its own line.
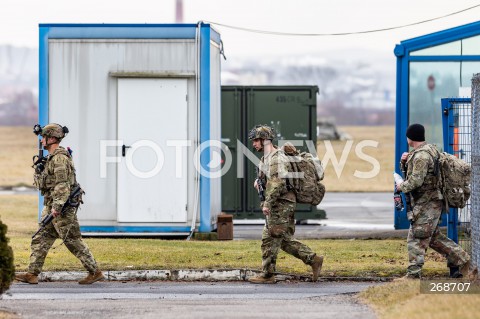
left=259, top=149, right=296, bottom=202
left=33, top=147, right=76, bottom=200
left=405, top=143, right=442, bottom=201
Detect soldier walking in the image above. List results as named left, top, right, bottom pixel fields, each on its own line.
left=16, top=123, right=104, bottom=285
left=396, top=123, right=477, bottom=280
left=247, top=124, right=323, bottom=284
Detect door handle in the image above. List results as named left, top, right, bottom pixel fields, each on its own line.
left=122, top=145, right=131, bottom=157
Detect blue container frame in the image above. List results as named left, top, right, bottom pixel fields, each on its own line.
left=38, top=23, right=221, bottom=234
left=394, top=21, right=480, bottom=229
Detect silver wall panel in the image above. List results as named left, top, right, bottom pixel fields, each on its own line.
left=48, top=39, right=197, bottom=223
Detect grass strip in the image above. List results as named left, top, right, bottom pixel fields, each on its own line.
left=3, top=195, right=447, bottom=277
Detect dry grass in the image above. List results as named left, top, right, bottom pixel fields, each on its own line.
left=2, top=195, right=449, bottom=276
left=360, top=281, right=480, bottom=319
left=318, top=126, right=394, bottom=192
left=0, top=195, right=37, bottom=237
left=0, top=312, right=19, bottom=319
left=0, top=126, right=37, bottom=187
left=1, top=126, right=395, bottom=191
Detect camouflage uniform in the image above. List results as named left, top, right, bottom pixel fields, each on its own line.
left=259, top=148, right=317, bottom=276
left=29, top=146, right=99, bottom=275
left=399, top=142, right=469, bottom=277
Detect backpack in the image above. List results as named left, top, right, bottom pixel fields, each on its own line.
left=423, top=145, right=471, bottom=209
left=438, top=152, right=471, bottom=209
left=282, top=143, right=326, bottom=206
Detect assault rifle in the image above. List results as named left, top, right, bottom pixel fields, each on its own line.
left=256, top=167, right=266, bottom=202
left=32, top=124, right=47, bottom=174
left=32, top=185, right=85, bottom=238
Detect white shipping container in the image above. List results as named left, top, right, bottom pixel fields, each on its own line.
left=39, top=24, right=222, bottom=235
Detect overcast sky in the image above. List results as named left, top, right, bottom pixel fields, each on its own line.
left=2, top=0, right=480, bottom=58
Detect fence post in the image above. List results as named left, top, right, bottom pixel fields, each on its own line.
left=471, top=73, right=480, bottom=269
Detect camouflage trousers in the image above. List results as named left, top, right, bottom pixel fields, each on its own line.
left=261, top=200, right=317, bottom=276
left=407, top=200, right=470, bottom=277
left=28, top=206, right=99, bottom=275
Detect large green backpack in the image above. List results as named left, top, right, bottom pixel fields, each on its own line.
left=282, top=143, right=325, bottom=206
left=438, top=152, right=471, bottom=209
left=424, top=145, right=471, bottom=209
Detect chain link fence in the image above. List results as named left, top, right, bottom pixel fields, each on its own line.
left=447, top=99, right=472, bottom=252
left=471, top=73, right=480, bottom=269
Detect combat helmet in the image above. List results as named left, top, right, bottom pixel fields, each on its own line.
left=41, top=123, right=69, bottom=141
left=248, top=124, right=276, bottom=141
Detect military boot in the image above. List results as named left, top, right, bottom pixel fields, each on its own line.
left=248, top=274, right=276, bottom=284
left=78, top=270, right=105, bottom=285
left=15, top=272, right=38, bottom=284
left=311, top=255, right=324, bottom=282
left=460, top=261, right=478, bottom=281
left=450, top=266, right=463, bottom=278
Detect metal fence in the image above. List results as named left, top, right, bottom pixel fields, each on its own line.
left=472, top=73, right=480, bottom=269
left=442, top=98, right=472, bottom=253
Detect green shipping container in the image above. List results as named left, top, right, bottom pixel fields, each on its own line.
left=221, top=86, right=326, bottom=221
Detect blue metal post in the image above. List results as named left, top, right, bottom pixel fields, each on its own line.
left=447, top=209, right=459, bottom=243
left=199, top=23, right=212, bottom=232
left=394, top=44, right=412, bottom=229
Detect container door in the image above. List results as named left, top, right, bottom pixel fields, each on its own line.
left=117, top=78, right=188, bottom=223
left=246, top=88, right=316, bottom=213
left=221, top=88, right=243, bottom=213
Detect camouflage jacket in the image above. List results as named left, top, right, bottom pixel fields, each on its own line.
left=399, top=142, right=443, bottom=203
left=259, top=148, right=296, bottom=210
left=33, top=146, right=76, bottom=211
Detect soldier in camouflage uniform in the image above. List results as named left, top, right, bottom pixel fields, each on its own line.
left=15, top=123, right=104, bottom=285
left=247, top=125, right=323, bottom=284
left=396, top=123, right=477, bottom=280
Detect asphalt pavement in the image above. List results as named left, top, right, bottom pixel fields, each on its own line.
left=1, top=281, right=380, bottom=319
left=234, top=192, right=408, bottom=239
